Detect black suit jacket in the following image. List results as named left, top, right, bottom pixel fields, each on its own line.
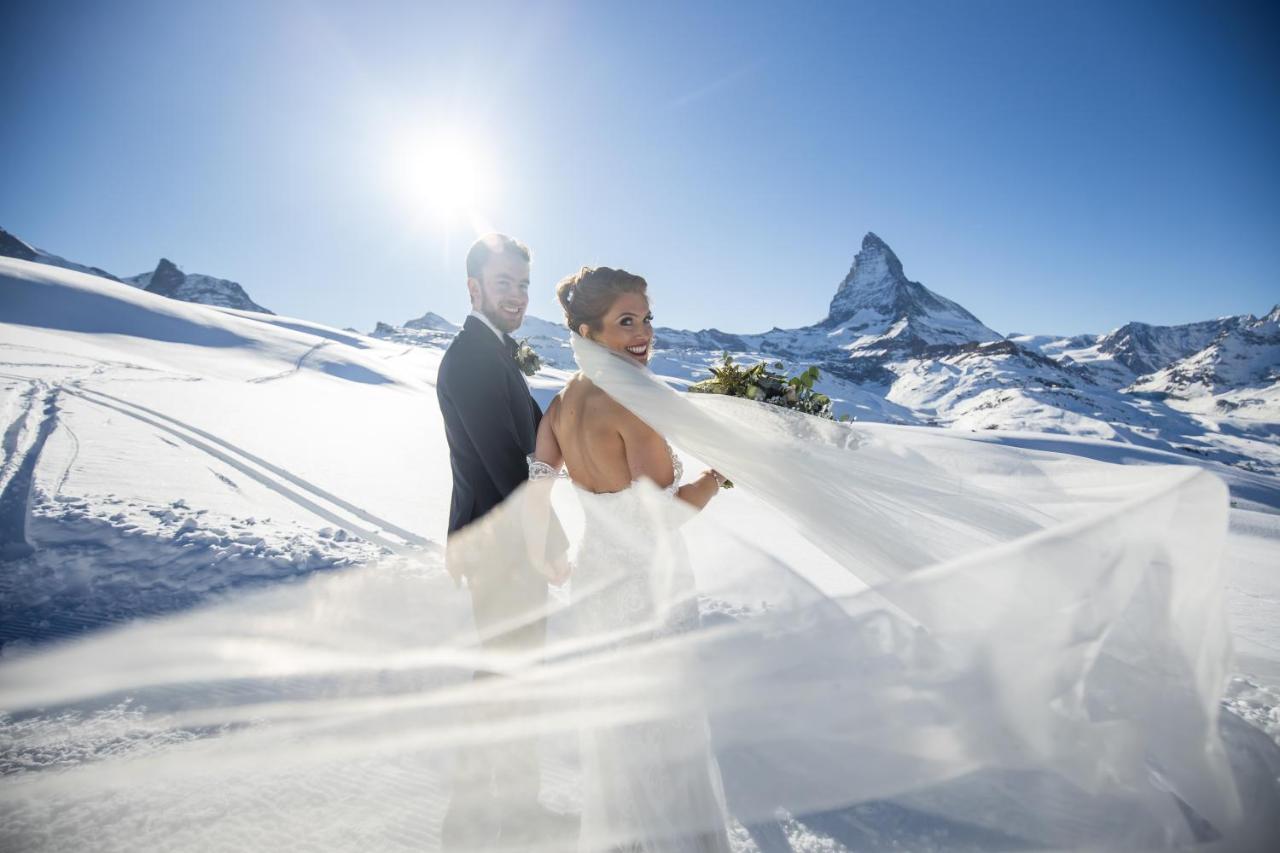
left=437, top=316, right=542, bottom=538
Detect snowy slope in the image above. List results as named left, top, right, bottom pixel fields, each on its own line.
left=0, top=257, right=447, bottom=644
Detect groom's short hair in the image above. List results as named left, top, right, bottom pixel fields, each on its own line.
left=466, top=233, right=531, bottom=280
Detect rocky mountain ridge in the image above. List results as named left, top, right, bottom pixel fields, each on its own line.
left=0, top=227, right=124, bottom=283
left=0, top=227, right=272, bottom=314
left=126, top=258, right=272, bottom=314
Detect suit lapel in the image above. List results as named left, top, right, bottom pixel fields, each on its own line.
left=461, top=316, right=535, bottom=403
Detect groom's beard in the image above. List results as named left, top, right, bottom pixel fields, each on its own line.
left=478, top=294, right=525, bottom=334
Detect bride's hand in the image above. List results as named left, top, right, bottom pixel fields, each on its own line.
left=700, top=469, right=730, bottom=493
left=676, top=470, right=729, bottom=511
left=706, top=469, right=730, bottom=489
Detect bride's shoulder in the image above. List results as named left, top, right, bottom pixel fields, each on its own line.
left=564, top=374, right=609, bottom=405
left=562, top=374, right=646, bottom=426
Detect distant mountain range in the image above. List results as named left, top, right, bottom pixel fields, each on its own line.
left=5, top=224, right=1276, bottom=473
left=0, top=227, right=272, bottom=314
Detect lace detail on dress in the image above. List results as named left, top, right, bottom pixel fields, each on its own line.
left=526, top=455, right=566, bottom=481
left=664, top=442, right=683, bottom=497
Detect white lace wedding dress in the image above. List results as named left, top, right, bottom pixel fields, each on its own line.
left=530, top=447, right=733, bottom=853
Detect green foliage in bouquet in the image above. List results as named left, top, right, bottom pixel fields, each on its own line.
left=514, top=339, right=542, bottom=377
left=688, top=354, right=835, bottom=420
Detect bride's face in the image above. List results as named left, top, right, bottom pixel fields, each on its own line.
left=583, top=292, right=654, bottom=366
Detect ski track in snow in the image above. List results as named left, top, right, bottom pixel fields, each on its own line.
left=0, top=365, right=433, bottom=649
left=0, top=383, right=39, bottom=483
left=64, top=385, right=430, bottom=554
left=51, top=419, right=78, bottom=498
left=0, top=386, right=60, bottom=560
left=247, top=340, right=329, bottom=384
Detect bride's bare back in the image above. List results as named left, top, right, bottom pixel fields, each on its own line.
left=536, top=374, right=676, bottom=494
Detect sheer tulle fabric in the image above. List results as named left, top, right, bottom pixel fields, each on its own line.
left=0, top=333, right=1266, bottom=851
left=565, top=333, right=1244, bottom=847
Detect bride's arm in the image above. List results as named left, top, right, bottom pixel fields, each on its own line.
left=675, top=471, right=720, bottom=511
left=532, top=396, right=564, bottom=469
left=526, top=396, right=570, bottom=585
left=619, top=411, right=720, bottom=512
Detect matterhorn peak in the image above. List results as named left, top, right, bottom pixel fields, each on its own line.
left=850, top=232, right=905, bottom=287
left=859, top=230, right=895, bottom=256
left=824, top=232, right=1000, bottom=346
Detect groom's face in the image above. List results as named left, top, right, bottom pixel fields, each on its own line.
left=468, top=252, right=530, bottom=334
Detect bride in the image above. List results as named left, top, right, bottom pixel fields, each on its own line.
left=527, top=265, right=734, bottom=852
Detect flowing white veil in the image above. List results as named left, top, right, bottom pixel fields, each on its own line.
left=566, top=332, right=1246, bottom=845
left=0, top=332, right=1271, bottom=852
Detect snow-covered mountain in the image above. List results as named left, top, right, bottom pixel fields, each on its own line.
left=1128, top=306, right=1280, bottom=424
left=127, top=257, right=273, bottom=314
left=1100, top=316, right=1248, bottom=378
left=403, top=311, right=458, bottom=333
left=1012, top=316, right=1253, bottom=389
left=367, top=316, right=456, bottom=351
left=652, top=233, right=1001, bottom=363
left=372, top=311, right=579, bottom=368
left=1133, top=307, right=1280, bottom=397
left=823, top=231, right=1002, bottom=347
left=0, top=226, right=124, bottom=283
left=0, top=227, right=273, bottom=314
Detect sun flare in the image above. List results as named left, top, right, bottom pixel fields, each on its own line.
left=389, top=130, right=495, bottom=225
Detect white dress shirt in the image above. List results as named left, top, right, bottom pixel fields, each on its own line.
left=469, top=309, right=507, bottom=343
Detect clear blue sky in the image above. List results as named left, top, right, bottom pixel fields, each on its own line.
left=2, top=0, right=1277, bottom=337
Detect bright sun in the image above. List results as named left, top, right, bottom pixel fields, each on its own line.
left=390, top=130, right=496, bottom=226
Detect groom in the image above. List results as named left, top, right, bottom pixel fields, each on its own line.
left=436, top=233, right=570, bottom=848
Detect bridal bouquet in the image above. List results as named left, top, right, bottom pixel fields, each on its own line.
left=514, top=338, right=541, bottom=377
left=688, top=354, right=834, bottom=419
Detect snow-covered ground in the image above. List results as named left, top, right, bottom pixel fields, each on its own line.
left=2, top=257, right=1279, bottom=851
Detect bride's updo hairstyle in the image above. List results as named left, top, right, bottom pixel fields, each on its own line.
left=556, top=266, right=649, bottom=338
